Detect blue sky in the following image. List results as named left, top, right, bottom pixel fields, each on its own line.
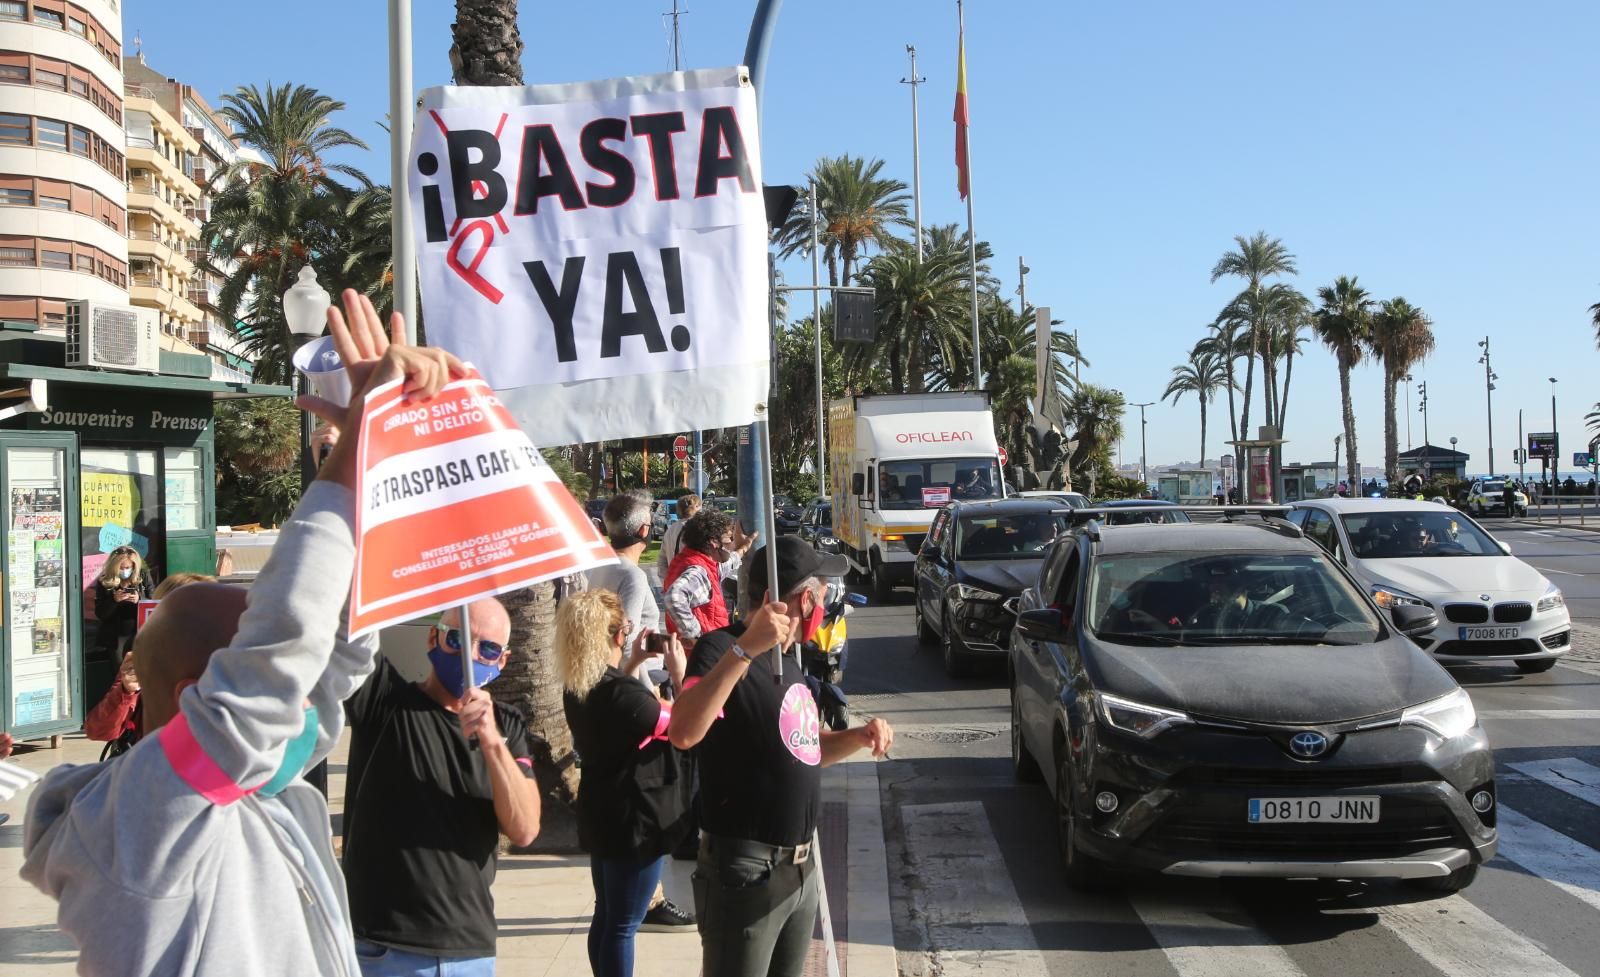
left=127, top=1, right=1600, bottom=473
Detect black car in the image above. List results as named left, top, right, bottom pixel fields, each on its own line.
left=914, top=499, right=1073, bottom=677
left=799, top=501, right=835, bottom=551
left=1008, top=514, right=1495, bottom=893
left=774, top=494, right=803, bottom=535
left=1090, top=499, right=1192, bottom=524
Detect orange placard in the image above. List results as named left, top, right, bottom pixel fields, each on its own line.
left=349, top=368, right=615, bottom=637
left=136, top=600, right=159, bottom=629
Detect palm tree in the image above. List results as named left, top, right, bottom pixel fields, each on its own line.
left=1063, top=384, right=1125, bottom=497
left=1197, top=317, right=1249, bottom=453
left=1370, top=298, right=1436, bottom=482
left=1313, top=276, right=1374, bottom=487
left=854, top=248, right=969, bottom=394
left=448, top=1, right=575, bottom=845
left=776, top=155, right=912, bottom=286
left=1270, top=288, right=1312, bottom=436
left=202, top=83, right=368, bottom=385
left=1210, top=232, right=1297, bottom=490
left=1162, top=345, right=1230, bottom=467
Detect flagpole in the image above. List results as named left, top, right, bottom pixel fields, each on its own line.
left=958, top=0, right=982, bottom=389
left=388, top=0, right=416, bottom=344
left=902, top=45, right=925, bottom=263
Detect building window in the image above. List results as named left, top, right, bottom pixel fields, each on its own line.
left=35, top=68, right=65, bottom=90
left=39, top=195, right=68, bottom=210
left=41, top=309, right=65, bottom=328
left=74, top=252, right=91, bottom=273
left=69, top=125, right=88, bottom=156
left=40, top=249, right=71, bottom=270
left=0, top=246, right=35, bottom=267
left=36, top=118, right=66, bottom=151
left=32, top=6, right=63, bottom=27
left=69, top=76, right=87, bottom=97
left=0, top=63, right=26, bottom=84
left=0, top=187, right=32, bottom=206
left=0, top=113, right=29, bottom=145
left=0, top=2, right=23, bottom=20
left=66, top=15, right=83, bottom=34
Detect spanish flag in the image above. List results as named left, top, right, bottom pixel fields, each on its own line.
left=954, top=22, right=971, bottom=200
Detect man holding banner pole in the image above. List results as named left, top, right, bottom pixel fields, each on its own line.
left=669, top=536, right=893, bottom=977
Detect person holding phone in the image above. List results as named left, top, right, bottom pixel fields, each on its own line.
left=92, top=545, right=152, bottom=657
left=589, top=491, right=664, bottom=683
left=558, top=590, right=692, bottom=977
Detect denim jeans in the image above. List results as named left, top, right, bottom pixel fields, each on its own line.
left=589, top=855, right=667, bottom=977
left=353, top=941, right=495, bottom=977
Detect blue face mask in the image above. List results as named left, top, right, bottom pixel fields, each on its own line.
left=258, top=705, right=319, bottom=798
left=428, top=643, right=503, bottom=699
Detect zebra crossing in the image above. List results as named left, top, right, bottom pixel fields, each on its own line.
left=893, top=756, right=1600, bottom=977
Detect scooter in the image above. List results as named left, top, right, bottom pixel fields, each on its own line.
left=802, top=582, right=868, bottom=731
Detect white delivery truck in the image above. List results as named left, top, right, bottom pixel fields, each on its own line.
left=827, top=392, right=1004, bottom=600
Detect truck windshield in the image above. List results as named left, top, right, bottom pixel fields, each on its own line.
left=879, top=458, right=1000, bottom=510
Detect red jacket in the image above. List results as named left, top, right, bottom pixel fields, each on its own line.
left=664, top=547, right=730, bottom=639
left=85, top=681, right=140, bottom=743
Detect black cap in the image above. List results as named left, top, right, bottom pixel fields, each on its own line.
left=748, top=536, right=851, bottom=600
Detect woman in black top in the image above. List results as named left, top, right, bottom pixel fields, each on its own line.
left=92, top=545, right=153, bottom=657
left=559, top=590, right=689, bottom=977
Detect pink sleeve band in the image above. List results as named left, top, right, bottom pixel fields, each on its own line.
left=158, top=712, right=263, bottom=806
left=639, top=704, right=673, bottom=750
left=514, top=756, right=532, bottom=769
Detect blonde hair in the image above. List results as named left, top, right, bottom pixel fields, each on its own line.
left=555, top=589, right=625, bottom=699
left=153, top=572, right=215, bottom=599
left=97, top=546, right=145, bottom=589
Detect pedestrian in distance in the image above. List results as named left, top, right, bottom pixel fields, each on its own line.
left=341, top=596, right=541, bottom=975
left=657, top=493, right=702, bottom=576
left=558, top=590, right=694, bottom=977
left=592, top=490, right=666, bottom=684
left=669, top=536, right=895, bottom=977
left=91, top=544, right=152, bottom=658
left=21, top=289, right=465, bottom=977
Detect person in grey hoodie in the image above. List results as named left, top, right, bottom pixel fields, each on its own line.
left=21, top=290, right=466, bottom=977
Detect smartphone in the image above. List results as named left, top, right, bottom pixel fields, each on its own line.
left=646, top=633, right=670, bottom=656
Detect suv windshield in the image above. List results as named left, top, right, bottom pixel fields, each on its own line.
left=1480, top=481, right=1506, bottom=494
left=1342, top=510, right=1500, bottom=559
left=957, top=510, right=1068, bottom=559
left=1087, top=552, right=1382, bottom=646
left=880, top=457, right=999, bottom=510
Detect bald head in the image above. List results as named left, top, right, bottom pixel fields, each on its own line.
left=134, top=583, right=250, bottom=733
left=438, top=597, right=511, bottom=647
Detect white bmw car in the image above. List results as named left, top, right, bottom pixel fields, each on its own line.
left=1288, top=499, right=1570, bottom=672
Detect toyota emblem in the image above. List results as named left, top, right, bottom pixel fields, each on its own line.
left=1289, top=731, right=1330, bottom=758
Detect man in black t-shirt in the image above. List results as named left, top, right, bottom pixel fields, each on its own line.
left=342, top=597, right=541, bottom=976
left=669, top=537, right=894, bottom=977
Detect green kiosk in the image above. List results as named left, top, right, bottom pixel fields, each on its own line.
left=0, top=322, right=289, bottom=746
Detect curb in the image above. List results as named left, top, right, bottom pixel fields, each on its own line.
left=846, top=757, right=897, bottom=977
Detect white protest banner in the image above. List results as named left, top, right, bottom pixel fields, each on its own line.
left=349, top=366, right=615, bottom=638
left=409, top=67, right=768, bottom=447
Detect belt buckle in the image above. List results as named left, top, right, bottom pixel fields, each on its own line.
left=792, top=841, right=812, bottom=864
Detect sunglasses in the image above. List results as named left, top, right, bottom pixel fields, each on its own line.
left=437, top=627, right=505, bottom=663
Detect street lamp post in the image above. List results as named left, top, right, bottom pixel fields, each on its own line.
left=1550, top=377, right=1560, bottom=491
left=1477, top=337, right=1497, bottom=476
left=1402, top=374, right=1413, bottom=451
left=1131, top=401, right=1154, bottom=487
left=284, top=266, right=331, bottom=494
left=1417, top=381, right=1430, bottom=462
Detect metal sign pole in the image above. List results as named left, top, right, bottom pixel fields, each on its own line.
left=757, top=407, right=783, bottom=684
left=458, top=604, right=476, bottom=696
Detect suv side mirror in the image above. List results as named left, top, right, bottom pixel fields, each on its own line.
left=1390, top=602, right=1438, bottom=637
left=851, top=473, right=865, bottom=495
left=1015, top=607, right=1070, bottom=644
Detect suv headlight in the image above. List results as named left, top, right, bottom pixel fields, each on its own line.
left=1372, top=585, right=1430, bottom=610
left=956, top=583, right=1003, bottom=602
left=1537, top=585, right=1565, bottom=613
left=1098, top=693, right=1192, bottom=739
left=1401, top=688, right=1477, bottom=739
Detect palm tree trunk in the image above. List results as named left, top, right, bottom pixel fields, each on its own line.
left=1279, top=345, right=1295, bottom=434
left=888, top=340, right=905, bottom=394
left=1199, top=396, right=1208, bottom=472
left=452, top=0, right=576, bottom=851
left=1383, top=367, right=1399, bottom=484
left=1339, top=355, right=1359, bottom=488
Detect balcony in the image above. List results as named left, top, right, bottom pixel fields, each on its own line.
left=127, top=142, right=203, bottom=201
left=126, top=181, right=201, bottom=240
left=127, top=230, right=175, bottom=268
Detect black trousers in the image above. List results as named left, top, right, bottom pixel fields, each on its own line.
left=692, top=833, right=819, bottom=977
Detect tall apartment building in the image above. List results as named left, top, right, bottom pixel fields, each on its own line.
left=123, top=54, right=253, bottom=380
left=0, top=0, right=131, bottom=330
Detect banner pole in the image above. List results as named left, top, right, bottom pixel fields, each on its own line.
left=459, top=604, right=476, bottom=696
left=387, top=0, right=416, bottom=344
left=757, top=408, right=783, bottom=684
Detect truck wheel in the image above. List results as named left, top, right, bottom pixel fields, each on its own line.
left=871, top=558, right=895, bottom=603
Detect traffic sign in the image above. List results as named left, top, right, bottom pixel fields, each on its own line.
left=998, top=446, right=1009, bottom=467
left=672, top=435, right=689, bottom=461
left=1529, top=432, right=1558, bottom=458
left=1575, top=451, right=1594, bottom=468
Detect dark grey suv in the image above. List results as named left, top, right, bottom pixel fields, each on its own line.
left=1009, top=509, right=1496, bottom=894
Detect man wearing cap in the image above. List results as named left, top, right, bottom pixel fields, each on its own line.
left=668, top=537, right=894, bottom=977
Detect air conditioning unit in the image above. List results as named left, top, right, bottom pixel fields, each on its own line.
left=65, top=301, right=159, bottom=373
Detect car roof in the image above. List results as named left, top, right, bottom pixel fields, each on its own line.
left=1293, top=498, right=1455, bottom=514
left=1088, top=521, right=1316, bottom=556
left=949, top=498, right=1074, bottom=515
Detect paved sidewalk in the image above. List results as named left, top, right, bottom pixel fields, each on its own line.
left=0, top=733, right=895, bottom=977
